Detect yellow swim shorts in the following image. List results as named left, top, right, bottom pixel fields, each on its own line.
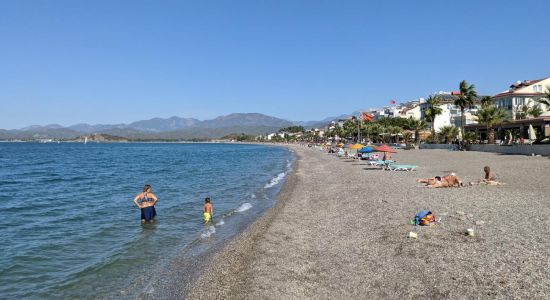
left=203, top=212, right=211, bottom=223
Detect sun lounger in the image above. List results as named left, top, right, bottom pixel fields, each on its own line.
left=368, top=160, right=394, bottom=166
left=386, top=163, right=418, bottom=171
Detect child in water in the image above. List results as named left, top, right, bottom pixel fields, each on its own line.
left=203, top=197, right=213, bottom=224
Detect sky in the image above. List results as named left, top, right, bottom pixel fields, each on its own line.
left=1, top=0, right=549, bottom=129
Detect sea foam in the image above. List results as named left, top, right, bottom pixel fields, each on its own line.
left=264, top=172, right=286, bottom=188
left=201, top=226, right=216, bottom=238
left=235, top=202, right=252, bottom=212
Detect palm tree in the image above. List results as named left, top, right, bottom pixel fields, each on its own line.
left=528, top=105, right=543, bottom=118
left=475, top=105, right=508, bottom=144
left=387, top=126, right=402, bottom=143
left=480, top=96, right=492, bottom=108
left=424, top=95, right=443, bottom=143
left=342, top=118, right=357, bottom=142
left=438, top=125, right=459, bottom=144
left=463, top=132, right=477, bottom=144
left=369, top=123, right=383, bottom=143
left=405, top=118, right=427, bottom=148
left=535, top=86, right=550, bottom=111
left=454, top=80, right=478, bottom=138
left=514, top=104, right=529, bottom=120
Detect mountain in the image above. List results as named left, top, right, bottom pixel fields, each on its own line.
left=127, top=116, right=201, bottom=132
left=20, top=124, right=65, bottom=131
left=202, top=113, right=294, bottom=128
left=296, top=113, right=355, bottom=129
left=8, top=128, right=81, bottom=139
left=2, top=112, right=357, bottom=141
left=68, top=123, right=127, bottom=134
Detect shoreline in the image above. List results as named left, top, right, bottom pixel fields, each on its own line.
left=185, top=146, right=301, bottom=299
left=186, top=145, right=550, bottom=299
left=146, top=144, right=296, bottom=299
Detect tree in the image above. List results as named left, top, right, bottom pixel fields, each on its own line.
left=424, top=95, right=443, bottom=143
left=438, top=125, right=459, bottom=144
left=475, top=105, right=508, bottom=144
left=454, top=80, right=478, bottom=138
left=535, top=86, right=550, bottom=111
left=528, top=105, right=543, bottom=118
left=279, top=126, right=304, bottom=133
left=480, top=96, right=492, bottom=108
left=463, top=132, right=477, bottom=144
left=405, top=118, right=427, bottom=148
left=387, top=125, right=402, bottom=143
left=342, top=118, right=358, bottom=142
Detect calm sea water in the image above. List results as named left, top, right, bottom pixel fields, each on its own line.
left=0, top=142, right=293, bottom=299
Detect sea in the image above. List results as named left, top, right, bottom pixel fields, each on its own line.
left=0, top=142, right=294, bottom=299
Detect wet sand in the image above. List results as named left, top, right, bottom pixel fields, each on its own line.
left=188, top=145, right=550, bottom=299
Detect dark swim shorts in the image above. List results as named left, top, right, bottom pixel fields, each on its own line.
left=141, top=206, right=157, bottom=221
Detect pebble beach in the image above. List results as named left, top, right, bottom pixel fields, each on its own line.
left=188, top=145, right=550, bottom=299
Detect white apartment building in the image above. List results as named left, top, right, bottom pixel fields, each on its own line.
left=419, top=93, right=480, bottom=132
left=492, top=77, right=550, bottom=119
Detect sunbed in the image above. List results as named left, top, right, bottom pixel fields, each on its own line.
left=386, top=163, right=418, bottom=171
left=368, top=160, right=394, bottom=166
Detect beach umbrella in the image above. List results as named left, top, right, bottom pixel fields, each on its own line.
left=358, top=146, right=373, bottom=153
left=349, top=143, right=365, bottom=150
left=373, top=144, right=397, bottom=153
left=528, top=124, right=537, bottom=141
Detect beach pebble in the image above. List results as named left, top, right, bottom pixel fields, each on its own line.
left=456, top=211, right=465, bottom=215
left=408, top=232, right=418, bottom=239
left=476, top=220, right=486, bottom=225
left=467, top=214, right=474, bottom=218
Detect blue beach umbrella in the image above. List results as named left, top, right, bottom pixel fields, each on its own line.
left=358, top=146, right=373, bottom=153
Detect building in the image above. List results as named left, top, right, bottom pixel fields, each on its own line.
left=492, top=77, right=550, bottom=120
left=419, top=92, right=481, bottom=132
left=465, top=116, right=550, bottom=142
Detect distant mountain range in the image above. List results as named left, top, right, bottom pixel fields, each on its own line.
left=0, top=112, right=356, bottom=140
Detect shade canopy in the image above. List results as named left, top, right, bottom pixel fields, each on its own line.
left=349, top=143, right=365, bottom=150
left=358, top=146, right=373, bottom=153
left=373, top=144, right=397, bottom=153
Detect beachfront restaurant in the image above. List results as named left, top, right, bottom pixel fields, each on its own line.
left=464, top=116, right=550, bottom=143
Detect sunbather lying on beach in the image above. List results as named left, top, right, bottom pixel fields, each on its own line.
left=469, top=166, right=504, bottom=185
left=417, top=173, right=463, bottom=188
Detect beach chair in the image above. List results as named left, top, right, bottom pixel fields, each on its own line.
left=368, top=160, right=394, bottom=166
left=386, top=163, right=418, bottom=171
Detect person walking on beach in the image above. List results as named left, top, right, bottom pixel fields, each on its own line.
left=203, top=197, right=213, bottom=224
left=133, top=184, right=158, bottom=223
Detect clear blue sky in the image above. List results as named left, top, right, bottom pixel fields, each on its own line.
left=1, top=0, right=549, bottom=129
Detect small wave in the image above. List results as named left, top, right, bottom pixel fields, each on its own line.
left=215, top=219, right=225, bottom=226
left=235, top=202, right=252, bottom=212
left=264, top=172, right=286, bottom=189
left=200, top=226, right=216, bottom=238
left=251, top=194, right=256, bottom=199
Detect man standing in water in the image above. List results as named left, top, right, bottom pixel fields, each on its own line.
left=203, top=197, right=213, bottom=224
